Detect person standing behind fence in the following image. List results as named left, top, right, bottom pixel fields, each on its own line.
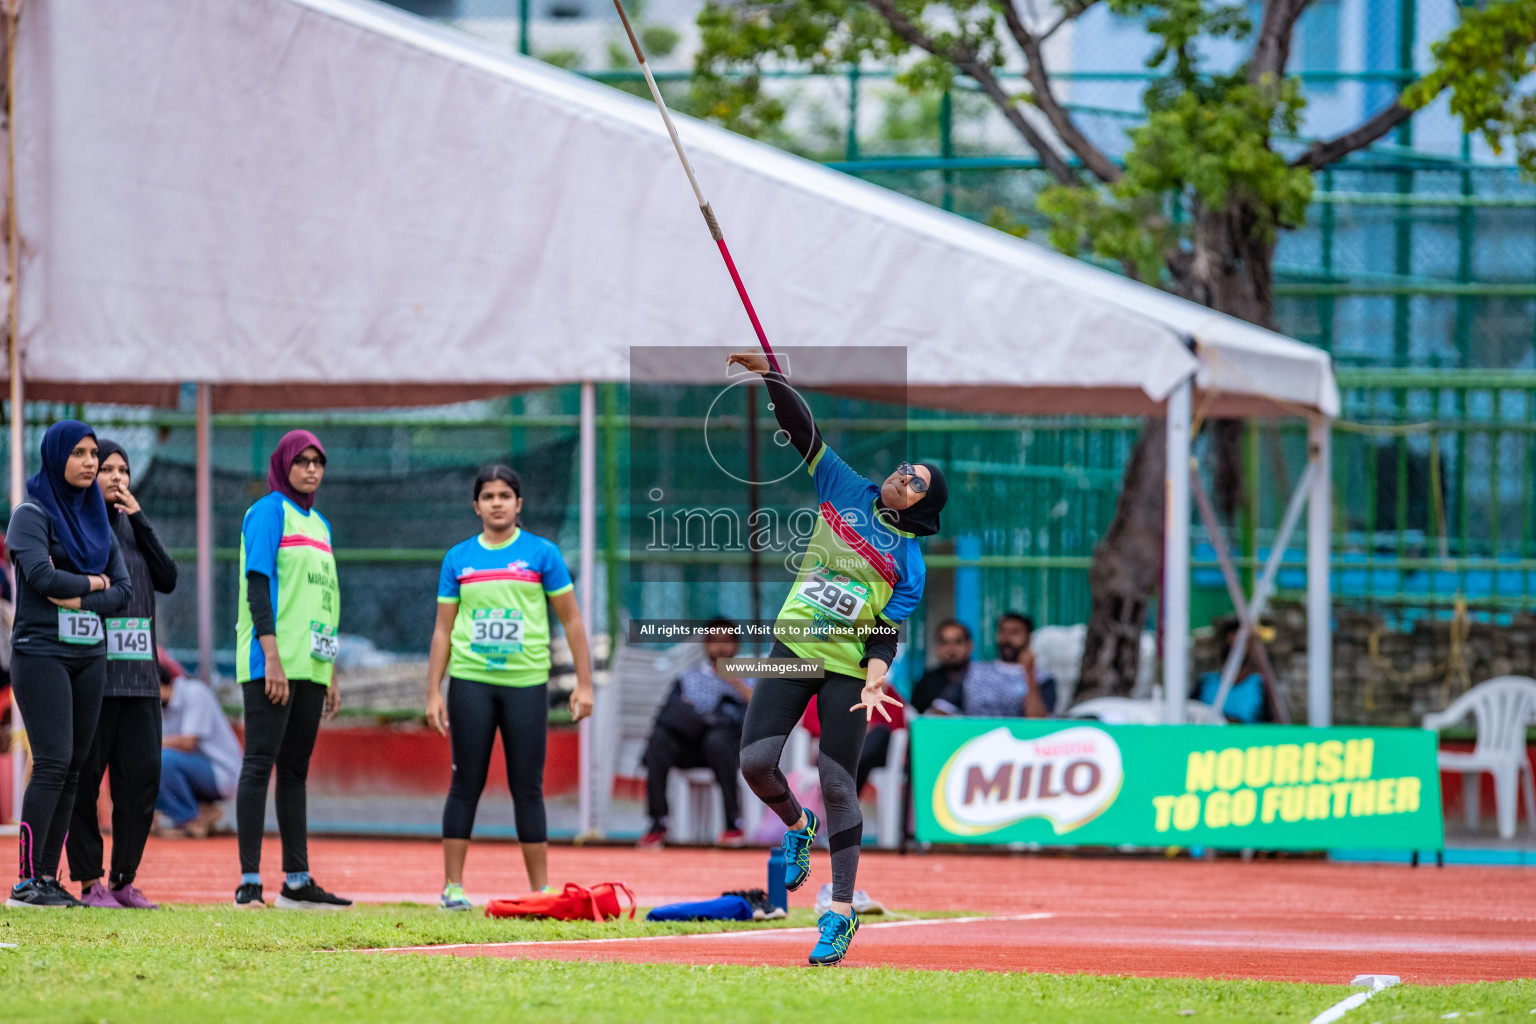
left=232, top=430, right=349, bottom=911
left=425, top=465, right=595, bottom=912
left=61, top=438, right=177, bottom=909
left=6, top=421, right=131, bottom=908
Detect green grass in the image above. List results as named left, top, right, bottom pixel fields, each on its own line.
left=0, top=905, right=1530, bottom=1023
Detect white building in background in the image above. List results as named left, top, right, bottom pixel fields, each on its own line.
left=1068, top=0, right=1504, bottom=164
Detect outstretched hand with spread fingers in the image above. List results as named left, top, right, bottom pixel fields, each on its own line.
left=851, top=675, right=903, bottom=724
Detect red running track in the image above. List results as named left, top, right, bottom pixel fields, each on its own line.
left=124, top=836, right=1536, bottom=983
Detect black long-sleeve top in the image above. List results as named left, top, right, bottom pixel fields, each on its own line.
left=763, top=371, right=899, bottom=670
left=103, top=508, right=178, bottom=697
left=6, top=502, right=131, bottom=658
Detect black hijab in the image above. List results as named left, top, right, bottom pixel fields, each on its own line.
left=877, top=462, right=947, bottom=538
left=96, top=438, right=129, bottom=524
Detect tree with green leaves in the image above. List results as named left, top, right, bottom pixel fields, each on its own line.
left=692, top=0, right=1536, bottom=698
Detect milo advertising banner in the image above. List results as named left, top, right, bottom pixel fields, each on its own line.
left=911, top=719, right=1444, bottom=849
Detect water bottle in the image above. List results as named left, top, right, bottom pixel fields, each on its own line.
left=767, top=846, right=787, bottom=912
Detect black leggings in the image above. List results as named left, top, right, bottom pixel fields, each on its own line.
left=442, top=678, right=548, bottom=844
left=65, top=696, right=162, bottom=888
left=739, top=642, right=866, bottom=903
left=11, top=651, right=107, bottom=881
left=237, top=679, right=326, bottom=875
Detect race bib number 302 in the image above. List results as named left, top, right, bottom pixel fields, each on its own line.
left=58, top=608, right=103, bottom=645
left=794, top=571, right=870, bottom=624
left=469, top=608, right=524, bottom=655
left=309, top=621, right=339, bottom=663
left=106, top=617, right=153, bottom=661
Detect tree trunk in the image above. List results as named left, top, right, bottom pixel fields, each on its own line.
left=1077, top=203, right=1278, bottom=699
left=1079, top=422, right=1165, bottom=698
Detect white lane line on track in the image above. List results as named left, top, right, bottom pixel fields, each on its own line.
left=351, top=912, right=1056, bottom=954
left=1308, top=975, right=1400, bottom=1024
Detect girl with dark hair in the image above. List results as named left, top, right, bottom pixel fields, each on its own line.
left=425, top=465, right=595, bottom=910
left=725, top=352, right=946, bottom=966
left=62, top=438, right=177, bottom=909
left=6, top=421, right=131, bottom=908
left=232, top=431, right=350, bottom=911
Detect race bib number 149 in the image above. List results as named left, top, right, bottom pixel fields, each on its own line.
left=106, top=617, right=153, bottom=661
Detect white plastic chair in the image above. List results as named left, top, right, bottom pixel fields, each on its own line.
left=667, top=725, right=813, bottom=843
left=1423, top=676, right=1536, bottom=840
left=867, top=727, right=908, bottom=849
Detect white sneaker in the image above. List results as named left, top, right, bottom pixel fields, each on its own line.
left=814, top=882, right=885, bottom=915
left=851, top=889, right=885, bottom=915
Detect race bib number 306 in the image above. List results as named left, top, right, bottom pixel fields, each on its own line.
left=309, top=621, right=339, bottom=663
left=469, top=608, right=524, bottom=655
left=106, top=617, right=153, bottom=661
left=58, top=608, right=103, bottom=645
left=794, top=571, right=870, bottom=624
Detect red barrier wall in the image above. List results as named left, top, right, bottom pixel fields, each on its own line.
left=232, top=722, right=582, bottom=797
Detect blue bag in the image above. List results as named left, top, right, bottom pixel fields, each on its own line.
left=645, top=895, right=755, bottom=922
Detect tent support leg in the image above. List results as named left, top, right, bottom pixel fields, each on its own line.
left=1307, top=415, right=1333, bottom=726
left=578, top=381, right=596, bottom=838
left=1162, top=378, right=1192, bottom=725
left=196, top=383, right=214, bottom=685
left=1189, top=470, right=1290, bottom=722
left=6, top=336, right=19, bottom=827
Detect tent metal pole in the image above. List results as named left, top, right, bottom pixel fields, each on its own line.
left=1307, top=415, right=1333, bottom=726
left=1208, top=463, right=1315, bottom=718
left=577, top=381, right=596, bottom=836
left=7, top=0, right=24, bottom=826
left=6, top=351, right=18, bottom=826
left=1162, top=377, right=1192, bottom=725
left=196, top=383, right=214, bottom=684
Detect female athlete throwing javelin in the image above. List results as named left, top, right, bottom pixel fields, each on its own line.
left=728, top=352, right=947, bottom=966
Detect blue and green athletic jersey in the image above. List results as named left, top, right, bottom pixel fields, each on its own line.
left=774, top=445, right=925, bottom=678
left=437, top=529, right=574, bottom=686
left=236, top=492, right=340, bottom=686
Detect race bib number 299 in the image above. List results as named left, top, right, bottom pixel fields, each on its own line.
left=794, top=571, right=870, bottom=624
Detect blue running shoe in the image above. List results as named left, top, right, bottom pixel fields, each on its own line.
left=808, top=908, right=859, bottom=966
left=782, top=808, right=819, bottom=892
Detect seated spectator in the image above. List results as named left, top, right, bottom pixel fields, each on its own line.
left=157, top=657, right=243, bottom=838
left=1196, top=620, right=1270, bottom=723
left=929, top=612, right=1052, bottom=718
left=638, top=619, right=754, bottom=849
left=911, top=619, right=972, bottom=713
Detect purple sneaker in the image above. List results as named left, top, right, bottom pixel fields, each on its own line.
left=80, top=882, right=122, bottom=909
left=111, top=885, right=159, bottom=910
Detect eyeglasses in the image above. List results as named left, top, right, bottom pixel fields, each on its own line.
left=896, top=461, right=927, bottom=494
left=293, top=455, right=327, bottom=470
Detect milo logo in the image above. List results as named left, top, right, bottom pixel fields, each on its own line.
left=932, top=726, right=1124, bottom=836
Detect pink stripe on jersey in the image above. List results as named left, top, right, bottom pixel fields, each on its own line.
left=279, top=534, right=332, bottom=553
left=458, top=568, right=544, bottom=585
left=819, top=502, right=900, bottom=587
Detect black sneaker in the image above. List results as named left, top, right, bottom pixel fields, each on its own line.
left=6, top=879, right=78, bottom=909
left=275, top=880, right=352, bottom=911
left=723, top=888, right=787, bottom=921
left=233, top=883, right=266, bottom=910
left=40, top=879, right=84, bottom=907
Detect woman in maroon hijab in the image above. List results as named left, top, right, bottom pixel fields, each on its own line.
left=231, top=431, right=350, bottom=911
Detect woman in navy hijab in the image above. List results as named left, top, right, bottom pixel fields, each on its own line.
left=5, top=421, right=131, bottom=908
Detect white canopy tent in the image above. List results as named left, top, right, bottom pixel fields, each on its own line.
left=5, top=0, right=1339, bottom=831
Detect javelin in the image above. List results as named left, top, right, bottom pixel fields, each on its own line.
left=612, top=0, right=783, bottom=375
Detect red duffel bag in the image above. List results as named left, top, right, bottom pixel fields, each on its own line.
left=484, top=882, right=636, bottom=922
